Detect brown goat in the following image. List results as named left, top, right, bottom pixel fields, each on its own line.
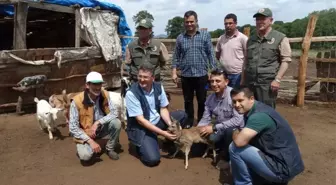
left=49, top=90, right=80, bottom=125
left=167, top=117, right=216, bottom=169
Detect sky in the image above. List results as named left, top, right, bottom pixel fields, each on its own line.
left=112, top=0, right=335, bottom=35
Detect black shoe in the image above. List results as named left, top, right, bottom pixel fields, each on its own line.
left=106, top=150, right=119, bottom=160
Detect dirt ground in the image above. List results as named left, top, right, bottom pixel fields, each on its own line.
left=0, top=94, right=335, bottom=185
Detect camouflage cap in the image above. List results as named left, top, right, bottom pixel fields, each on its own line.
left=137, top=18, right=153, bottom=29
left=253, top=8, right=273, bottom=18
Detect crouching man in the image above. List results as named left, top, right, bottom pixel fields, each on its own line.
left=197, top=69, right=244, bottom=168
left=69, top=71, right=122, bottom=163
left=229, top=86, right=304, bottom=185
left=125, top=63, right=188, bottom=167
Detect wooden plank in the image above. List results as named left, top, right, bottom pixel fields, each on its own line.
left=313, top=77, right=336, bottom=83
left=0, top=0, right=11, bottom=4
left=13, top=2, right=28, bottom=49
left=313, top=58, right=336, bottom=63
left=296, top=14, right=318, bottom=107
left=75, top=8, right=81, bottom=47
left=11, top=0, right=75, bottom=14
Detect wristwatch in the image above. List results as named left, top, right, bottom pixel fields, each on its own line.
left=275, top=78, right=281, bottom=83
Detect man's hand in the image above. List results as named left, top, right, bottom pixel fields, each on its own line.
left=232, top=128, right=240, bottom=140
left=87, top=121, right=100, bottom=138
left=199, top=125, right=213, bottom=137
left=172, top=73, right=178, bottom=83
left=87, top=139, right=101, bottom=153
left=271, top=80, right=280, bottom=92
left=162, top=131, right=177, bottom=141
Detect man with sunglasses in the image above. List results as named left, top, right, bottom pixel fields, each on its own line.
left=215, top=13, right=248, bottom=88
left=197, top=68, right=244, bottom=169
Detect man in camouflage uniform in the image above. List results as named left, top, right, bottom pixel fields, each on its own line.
left=123, top=18, right=169, bottom=83
left=241, top=8, right=292, bottom=108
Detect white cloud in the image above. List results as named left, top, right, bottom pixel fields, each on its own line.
left=112, top=0, right=335, bottom=36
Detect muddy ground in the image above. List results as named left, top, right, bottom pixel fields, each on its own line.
left=0, top=94, right=335, bottom=185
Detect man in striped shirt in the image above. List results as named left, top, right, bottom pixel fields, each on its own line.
left=172, top=10, right=216, bottom=128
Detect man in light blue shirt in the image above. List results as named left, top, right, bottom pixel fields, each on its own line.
left=125, top=63, right=188, bottom=167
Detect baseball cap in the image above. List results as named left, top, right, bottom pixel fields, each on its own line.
left=137, top=18, right=153, bottom=29
left=86, top=71, right=104, bottom=84
left=253, top=8, right=273, bottom=18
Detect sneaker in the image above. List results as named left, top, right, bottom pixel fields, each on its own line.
left=106, top=150, right=119, bottom=160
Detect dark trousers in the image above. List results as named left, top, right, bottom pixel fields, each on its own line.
left=248, top=83, right=278, bottom=109
left=181, top=75, right=208, bottom=126
left=136, top=110, right=188, bottom=167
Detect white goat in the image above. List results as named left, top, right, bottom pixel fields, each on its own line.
left=108, top=77, right=131, bottom=129
left=34, top=97, right=62, bottom=140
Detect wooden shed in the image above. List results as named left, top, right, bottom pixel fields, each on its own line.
left=0, top=0, right=125, bottom=113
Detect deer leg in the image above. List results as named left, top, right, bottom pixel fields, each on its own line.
left=169, top=147, right=180, bottom=159
left=202, top=145, right=210, bottom=158
left=184, top=146, right=191, bottom=170
left=212, top=148, right=217, bottom=163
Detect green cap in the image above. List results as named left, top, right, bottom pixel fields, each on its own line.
left=137, top=18, right=153, bottom=29
left=253, top=8, right=273, bottom=17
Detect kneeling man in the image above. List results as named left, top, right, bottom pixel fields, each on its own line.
left=197, top=69, right=244, bottom=167
left=69, top=71, right=122, bottom=163
left=229, top=86, right=304, bottom=185
left=125, top=63, right=187, bottom=167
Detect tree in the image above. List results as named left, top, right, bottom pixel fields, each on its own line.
left=132, top=10, right=155, bottom=37
left=209, top=29, right=224, bottom=38
left=165, top=16, right=185, bottom=39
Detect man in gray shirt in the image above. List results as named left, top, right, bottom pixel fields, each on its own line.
left=197, top=69, right=244, bottom=168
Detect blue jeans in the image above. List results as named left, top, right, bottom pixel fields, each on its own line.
left=136, top=110, right=188, bottom=167
left=209, top=127, right=235, bottom=161
left=227, top=74, right=241, bottom=88
left=229, top=143, right=284, bottom=185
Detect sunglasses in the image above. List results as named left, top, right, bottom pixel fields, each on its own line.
left=211, top=68, right=225, bottom=74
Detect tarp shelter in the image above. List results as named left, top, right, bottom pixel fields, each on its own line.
left=0, top=0, right=133, bottom=58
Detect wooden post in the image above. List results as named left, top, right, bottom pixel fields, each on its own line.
left=75, top=8, right=81, bottom=47
left=243, top=27, right=250, bottom=38
left=13, top=2, right=28, bottom=49
left=16, top=96, right=23, bottom=115
left=296, top=15, right=318, bottom=107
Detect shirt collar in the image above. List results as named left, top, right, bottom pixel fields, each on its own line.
left=246, top=101, right=256, bottom=117
left=215, top=87, right=229, bottom=100
left=184, top=29, right=200, bottom=36
left=225, top=29, right=239, bottom=38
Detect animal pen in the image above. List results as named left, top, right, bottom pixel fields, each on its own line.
left=0, top=0, right=131, bottom=113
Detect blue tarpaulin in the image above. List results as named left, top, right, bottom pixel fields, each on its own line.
left=0, top=0, right=133, bottom=58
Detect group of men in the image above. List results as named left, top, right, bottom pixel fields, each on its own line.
left=67, top=7, right=304, bottom=185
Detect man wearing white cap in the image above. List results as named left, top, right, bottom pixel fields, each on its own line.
left=69, top=71, right=122, bottom=164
